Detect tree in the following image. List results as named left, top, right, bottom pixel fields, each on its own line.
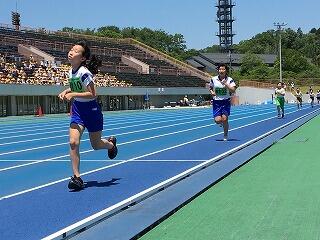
left=297, top=27, right=303, bottom=37
left=95, top=26, right=123, bottom=38
left=282, top=49, right=310, bottom=73
left=234, top=30, right=277, bottom=54
left=181, top=49, right=199, bottom=61
left=310, top=28, right=317, bottom=34
left=250, top=65, right=270, bottom=79
left=239, top=53, right=266, bottom=75
left=201, top=45, right=221, bottom=53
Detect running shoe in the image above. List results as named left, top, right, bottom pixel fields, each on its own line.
left=108, top=136, right=118, bottom=159
left=68, top=175, right=84, bottom=190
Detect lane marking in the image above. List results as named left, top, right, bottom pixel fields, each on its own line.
left=0, top=110, right=208, bottom=135
left=1, top=107, right=316, bottom=201
left=42, top=108, right=320, bottom=240
left=0, top=105, right=303, bottom=172
left=0, top=159, right=205, bottom=162
left=0, top=107, right=286, bottom=171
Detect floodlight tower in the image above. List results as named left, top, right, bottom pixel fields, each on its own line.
left=216, top=0, right=235, bottom=52
left=11, top=1, right=20, bottom=30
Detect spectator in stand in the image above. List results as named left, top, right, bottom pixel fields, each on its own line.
left=0, top=54, right=5, bottom=64
left=40, top=60, right=46, bottom=69
left=183, top=95, right=189, bottom=106
left=0, top=57, right=132, bottom=88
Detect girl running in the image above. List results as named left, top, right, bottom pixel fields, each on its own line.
left=316, top=90, right=320, bottom=104
left=309, top=89, right=315, bottom=108
left=275, top=82, right=285, bottom=118
left=209, top=63, right=236, bottom=141
left=58, top=41, right=118, bottom=190
left=294, top=87, right=303, bottom=109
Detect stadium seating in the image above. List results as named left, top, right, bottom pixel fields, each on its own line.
left=0, top=26, right=206, bottom=88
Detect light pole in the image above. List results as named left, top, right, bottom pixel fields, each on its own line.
left=228, top=49, right=232, bottom=73
left=274, top=22, right=287, bottom=83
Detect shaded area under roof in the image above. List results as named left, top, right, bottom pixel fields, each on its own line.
left=186, top=53, right=277, bottom=73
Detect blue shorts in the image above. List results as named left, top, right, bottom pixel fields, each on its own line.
left=212, top=99, right=231, bottom=118
left=70, top=100, right=103, bottom=132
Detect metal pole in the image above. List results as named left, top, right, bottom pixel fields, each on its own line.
left=279, top=32, right=282, bottom=82
left=229, top=49, right=232, bottom=73
left=274, top=22, right=287, bottom=83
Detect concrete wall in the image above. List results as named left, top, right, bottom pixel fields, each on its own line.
left=0, top=84, right=209, bottom=97
left=1, top=84, right=306, bottom=108
left=0, top=84, right=210, bottom=115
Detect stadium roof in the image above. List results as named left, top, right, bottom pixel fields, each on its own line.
left=186, top=52, right=277, bottom=72
left=199, top=53, right=277, bottom=65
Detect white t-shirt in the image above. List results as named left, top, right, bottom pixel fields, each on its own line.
left=69, top=66, right=95, bottom=102
left=209, top=75, right=236, bottom=100
left=275, top=88, right=285, bottom=98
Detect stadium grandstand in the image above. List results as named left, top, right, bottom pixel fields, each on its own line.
left=0, top=23, right=211, bottom=117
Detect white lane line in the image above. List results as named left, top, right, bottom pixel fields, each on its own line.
left=0, top=105, right=282, bottom=149
left=0, top=106, right=270, bottom=146
left=0, top=159, right=205, bottom=162
left=41, top=108, right=320, bottom=240
left=0, top=106, right=275, bottom=154
left=1, top=107, right=312, bottom=201
left=0, top=109, right=210, bottom=134
left=0, top=106, right=300, bottom=172
left=0, top=114, right=210, bottom=145
left=0, top=106, right=259, bottom=137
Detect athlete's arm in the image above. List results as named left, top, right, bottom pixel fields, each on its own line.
left=64, top=82, right=96, bottom=101
left=224, top=83, right=236, bottom=93
left=221, top=80, right=236, bottom=93
left=209, top=86, right=216, bottom=96
left=58, top=87, right=71, bottom=101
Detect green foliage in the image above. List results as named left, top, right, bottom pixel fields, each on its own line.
left=201, top=45, right=221, bottom=53
left=250, top=65, right=271, bottom=79
left=96, top=26, right=123, bottom=38
left=296, top=67, right=320, bottom=78
left=61, top=27, right=95, bottom=35
left=180, top=49, right=200, bottom=61
left=61, top=25, right=187, bottom=60
left=233, top=27, right=320, bottom=79
left=239, top=53, right=269, bottom=78
left=235, top=30, right=277, bottom=54
left=282, top=49, right=310, bottom=73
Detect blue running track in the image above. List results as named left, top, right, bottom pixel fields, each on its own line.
left=0, top=104, right=319, bottom=240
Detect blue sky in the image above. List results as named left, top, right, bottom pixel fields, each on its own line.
left=1, top=0, right=319, bottom=49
